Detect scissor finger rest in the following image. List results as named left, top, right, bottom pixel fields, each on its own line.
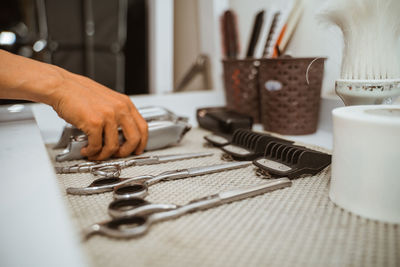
left=66, top=175, right=152, bottom=195
left=66, top=177, right=124, bottom=195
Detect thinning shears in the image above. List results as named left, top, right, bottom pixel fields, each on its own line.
left=66, top=161, right=252, bottom=197
left=56, top=152, right=213, bottom=177
left=83, top=178, right=292, bottom=239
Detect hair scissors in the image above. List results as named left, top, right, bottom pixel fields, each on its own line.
left=55, top=152, right=213, bottom=177
left=66, top=161, right=252, bottom=196
left=83, top=178, right=292, bottom=239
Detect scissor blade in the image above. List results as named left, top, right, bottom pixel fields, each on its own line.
left=157, top=152, right=214, bottom=162
left=135, top=152, right=213, bottom=165
left=218, top=178, right=292, bottom=202
left=186, top=161, right=252, bottom=176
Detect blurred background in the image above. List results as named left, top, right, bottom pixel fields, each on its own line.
left=1, top=0, right=350, bottom=105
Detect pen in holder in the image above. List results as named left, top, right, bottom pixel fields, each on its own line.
left=258, top=57, right=326, bottom=135
left=222, top=59, right=261, bottom=122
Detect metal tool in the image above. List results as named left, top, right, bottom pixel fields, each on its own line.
left=83, top=178, right=291, bottom=239
left=253, top=141, right=331, bottom=179
left=56, top=120, right=191, bottom=162
left=55, top=152, right=213, bottom=177
left=66, top=161, right=252, bottom=196
left=54, top=106, right=188, bottom=149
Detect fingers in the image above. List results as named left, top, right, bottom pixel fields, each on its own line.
left=114, top=116, right=141, bottom=158
left=81, top=121, right=103, bottom=158
left=89, top=121, right=120, bottom=161
left=64, top=72, right=148, bottom=159
left=130, top=107, right=148, bottom=154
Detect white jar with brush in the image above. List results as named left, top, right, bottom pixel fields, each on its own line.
left=322, top=0, right=400, bottom=223
left=322, top=0, right=400, bottom=105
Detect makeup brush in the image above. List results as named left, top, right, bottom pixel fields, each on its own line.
left=321, top=0, right=400, bottom=105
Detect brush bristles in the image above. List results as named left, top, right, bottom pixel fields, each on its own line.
left=321, top=0, right=400, bottom=80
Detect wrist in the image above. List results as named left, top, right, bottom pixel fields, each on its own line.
left=25, top=65, right=66, bottom=107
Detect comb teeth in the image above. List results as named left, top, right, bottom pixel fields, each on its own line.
left=254, top=141, right=332, bottom=179
left=222, top=129, right=294, bottom=161
left=265, top=141, right=309, bottom=165
left=231, top=129, right=293, bottom=152
left=232, top=129, right=262, bottom=148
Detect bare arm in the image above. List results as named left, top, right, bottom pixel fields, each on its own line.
left=0, top=49, right=148, bottom=160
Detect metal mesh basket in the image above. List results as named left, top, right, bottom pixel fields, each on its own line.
left=258, top=58, right=325, bottom=135
left=222, top=59, right=261, bottom=122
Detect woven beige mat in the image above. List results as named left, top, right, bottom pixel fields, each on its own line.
left=48, top=128, right=399, bottom=267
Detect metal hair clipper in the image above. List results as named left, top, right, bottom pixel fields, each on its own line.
left=55, top=120, right=191, bottom=162
left=253, top=141, right=331, bottom=179
left=54, top=106, right=188, bottom=149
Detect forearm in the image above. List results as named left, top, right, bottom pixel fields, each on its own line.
left=0, top=49, right=148, bottom=160
left=0, top=49, right=64, bottom=106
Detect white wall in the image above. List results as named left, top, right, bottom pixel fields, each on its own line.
left=148, top=0, right=174, bottom=94
left=173, top=0, right=203, bottom=91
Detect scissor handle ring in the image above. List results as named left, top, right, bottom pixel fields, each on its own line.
left=109, top=198, right=149, bottom=211
left=92, top=165, right=122, bottom=178
left=114, top=183, right=148, bottom=200
left=100, top=216, right=150, bottom=238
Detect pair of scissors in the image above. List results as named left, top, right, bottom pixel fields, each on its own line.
left=83, top=178, right=292, bottom=239
left=55, top=152, right=213, bottom=177
left=66, top=161, right=252, bottom=198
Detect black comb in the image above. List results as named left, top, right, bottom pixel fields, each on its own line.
left=221, top=129, right=293, bottom=161
left=198, top=107, right=253, bottom=147
left=253, top=141, right=331, bottom=179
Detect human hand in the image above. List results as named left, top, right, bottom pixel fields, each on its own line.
left=51, top=70, right=148, bottom=160
left=0, top=50, right=147, bottom=160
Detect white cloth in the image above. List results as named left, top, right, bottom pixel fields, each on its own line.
left=49, top=128, right=399, bottom=267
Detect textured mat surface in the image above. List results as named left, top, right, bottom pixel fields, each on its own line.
left=49, top=128, right=400, bottom=267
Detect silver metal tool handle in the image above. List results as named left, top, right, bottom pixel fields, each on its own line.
left=150, top=178, right=291, bottom=224
left=145, top=161, right=251, bottom=186
left=186, top=161, right=252, bottom=176
left=218, top=178, right=292, bottom=203
left=151, top=152, right=214, bottom=164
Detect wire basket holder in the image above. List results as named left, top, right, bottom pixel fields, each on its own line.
left=223, top=57, right=326, bottom=135
left=222, top=59, right=262, bottom=123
